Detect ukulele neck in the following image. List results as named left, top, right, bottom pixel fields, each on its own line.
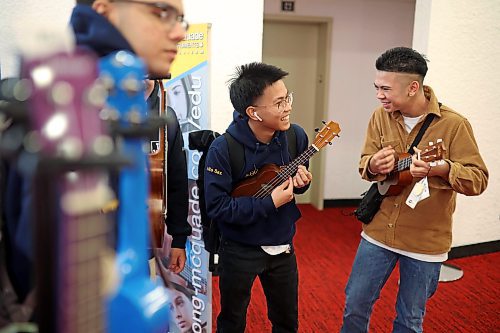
left=253, top=144, right=317, bottom=197
left=396, top=155, right=412, bottom=172
left=280, top=144, right=318, bottom=178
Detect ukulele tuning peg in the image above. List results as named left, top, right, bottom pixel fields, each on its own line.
left=314, top=127, right=320, bottom=132
left=322, top=120, right=327, bottom=125
left=429, top=141, right=434, bottom=146
left=328, top=142, right=333, bottom=145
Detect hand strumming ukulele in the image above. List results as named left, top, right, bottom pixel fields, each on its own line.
left=231, top=121, right=341, bottom=198
left=377, top=140, right=446, bottom=196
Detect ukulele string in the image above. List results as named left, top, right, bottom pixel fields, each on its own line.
left=253, top=148, right=312, bottom=198
left=253, top=146, right=316, bottom=198
left=252, top=153, right=306, bottom=199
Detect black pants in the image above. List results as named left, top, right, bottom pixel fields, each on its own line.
left=216, top=239, right=298, bottom=333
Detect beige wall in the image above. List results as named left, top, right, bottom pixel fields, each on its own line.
left=414, top=0, right=500, bottom=246
left=264, top=0, right=416, bottom=199
left=0, top=1, right=74, bottom=77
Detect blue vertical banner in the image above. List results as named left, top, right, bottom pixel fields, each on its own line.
left=157, top=23, right=212, bottom=333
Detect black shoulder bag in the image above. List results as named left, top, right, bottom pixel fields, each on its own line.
left=354, top=114, right=435, bottom=224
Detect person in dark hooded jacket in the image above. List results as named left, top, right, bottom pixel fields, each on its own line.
left=204, top=62, right=313, bottom=333
left=70, top=0, right=188, bottom=79
left=69, top=0, right=191, bottom=271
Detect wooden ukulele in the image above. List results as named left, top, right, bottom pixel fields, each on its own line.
left=100, top=51, right=170, bottom=333
left=231, top=121, right=341, bottom=198
left=22, top=48, right=119, bottom=333
left=148, top=80, right=167, bottom=249
left=377, top=140, right=446, bottom=196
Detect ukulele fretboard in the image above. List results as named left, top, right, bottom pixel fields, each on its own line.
left=253, top=144, right=319, bottom=198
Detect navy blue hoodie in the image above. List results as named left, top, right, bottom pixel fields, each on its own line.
left=204, top=112, right=310, bottom=246
left=70, top=4, right=133, bottom=56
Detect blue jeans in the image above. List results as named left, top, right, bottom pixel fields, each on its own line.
left=341, top=238, right=441, bottom=333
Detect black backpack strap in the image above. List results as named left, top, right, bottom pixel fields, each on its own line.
left=223, top=132, right=245, bottom=181
left=285, top=125, right=297, bottom=160
left=408, top=113, right=435, bottom=155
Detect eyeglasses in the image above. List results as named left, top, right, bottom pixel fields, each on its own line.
left=111, top=0, right=189, bottom=31
left=252, top=92, right=293, bottom=113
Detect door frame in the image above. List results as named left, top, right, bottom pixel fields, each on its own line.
left=263, top=15, right=333, bottom=210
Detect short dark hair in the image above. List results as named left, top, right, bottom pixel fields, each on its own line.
left=76, top=0, right=95, bottom=5
left=376, top=47, right=428, bottom=81
left=228, top=62, right=288, bottom=114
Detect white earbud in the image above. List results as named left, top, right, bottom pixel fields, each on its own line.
left=254, top=112, right=263, bottom=122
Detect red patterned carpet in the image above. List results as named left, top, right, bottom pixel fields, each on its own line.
left=211, top=204, right=500, bottom=332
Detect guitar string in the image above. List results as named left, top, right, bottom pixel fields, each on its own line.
left=253, top=145, right=317, bottom=198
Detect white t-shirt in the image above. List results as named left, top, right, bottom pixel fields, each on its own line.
left=261, top=244, right=291, bottom=255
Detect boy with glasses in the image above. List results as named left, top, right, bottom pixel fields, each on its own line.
left=204, top=62, right=313, bottom=333
left=69, top=0, right=191, bottom=272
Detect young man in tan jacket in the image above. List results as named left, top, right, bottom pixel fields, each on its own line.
left=341, top=47, right=488, bottom=333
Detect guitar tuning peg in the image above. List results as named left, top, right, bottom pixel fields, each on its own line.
left=429, top=141, right=434, bottom=146
left=322, top=120, right=327, bottom=125
left=328, top=142, right=333, bottom=145
left=314, top=127, right=320, bottom=132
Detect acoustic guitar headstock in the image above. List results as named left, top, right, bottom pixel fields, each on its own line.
left=312, top=120, right=341, bottom=149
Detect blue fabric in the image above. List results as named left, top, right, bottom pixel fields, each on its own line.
left=69, top=4, right=134, bottom=57
left=204, top=111, right=309, bottom=246
left=2, top=164, right=34, bottom=301
left=341, top=238, right=441, bottom=333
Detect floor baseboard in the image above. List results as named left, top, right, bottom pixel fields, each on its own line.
left=323, top=199, right=361, bottom=208
left=448, top=240, right=500, bottom=259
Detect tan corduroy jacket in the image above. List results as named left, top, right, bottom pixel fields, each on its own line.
left=360, top=86, right=488, bottom=254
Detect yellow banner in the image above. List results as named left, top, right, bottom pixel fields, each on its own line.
left=169, top=23, right=210, bottom=78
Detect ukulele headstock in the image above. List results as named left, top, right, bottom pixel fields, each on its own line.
left=312, top=120, right=341, bottom=149
left=99, top=51, right=147, bottom=127
left=420, top=139, right=446, bottom=166
left=22, top=49, right=111, bottom=161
